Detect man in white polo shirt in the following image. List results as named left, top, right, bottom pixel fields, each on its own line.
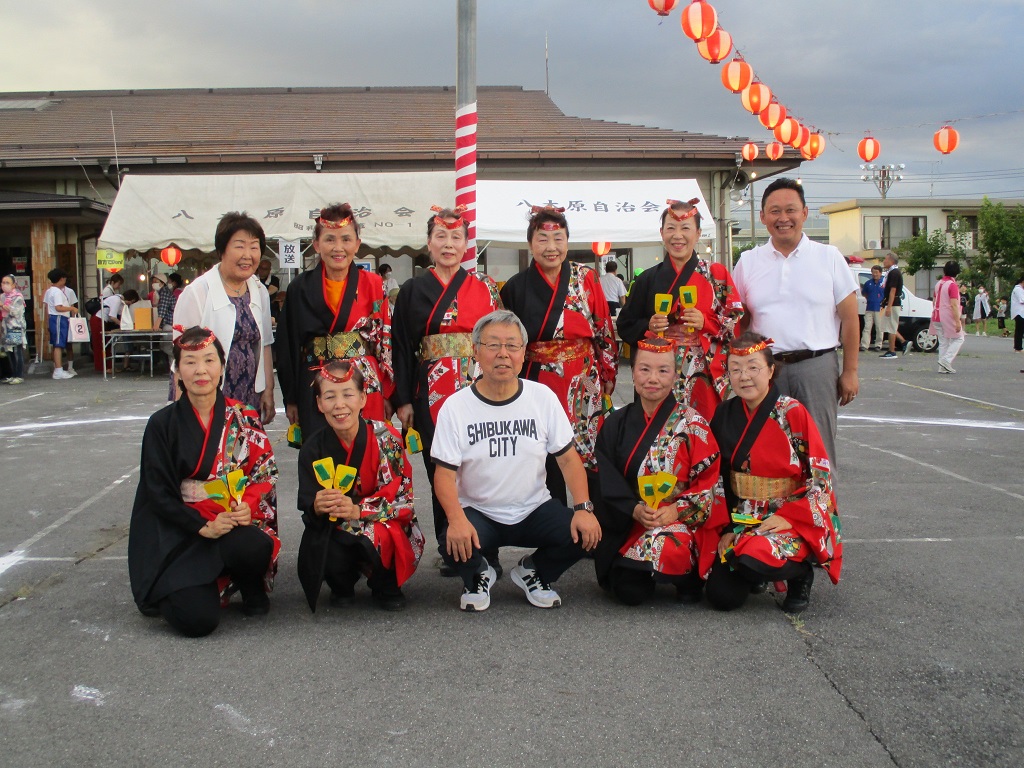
left=733, top=178, right=859, bottom=467
left=431, top=310, right=602, bottom=612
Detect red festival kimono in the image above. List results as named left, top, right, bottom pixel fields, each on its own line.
left=708, top=386, right=842, bottom=584
left=297, top=418, right=424, bottom=587
left=276, top=262, right=393, bottom=441
left=617, top=255, right=744, bottom=422
left=128, top=394, right=280, bottom=611
left=500, top=260, right=618, bottom=470
left=392, top=267, right=502, bottom=427
left=595, top=397, right=722, bottom=586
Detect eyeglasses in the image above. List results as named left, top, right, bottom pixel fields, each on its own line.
left=727, top=365, right=767, bottom=378
left=478, top=342, right=524, bottom=353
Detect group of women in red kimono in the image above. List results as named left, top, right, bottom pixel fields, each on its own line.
left=128, top=199, right=841, bottom=637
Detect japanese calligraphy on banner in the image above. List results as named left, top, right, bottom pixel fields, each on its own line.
left=475, top=179, right=713, bottom=244
left=98, top=172, right=456, bottom=252
left=95, top=248, right=125, bottom=271
left=279, top=239, right=300, bottom=270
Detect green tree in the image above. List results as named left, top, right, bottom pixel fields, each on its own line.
left=977, top=197, right=1024, bottom=285
left=894, top=229, right=957, bottom=275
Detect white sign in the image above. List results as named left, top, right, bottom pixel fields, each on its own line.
left=279, top=239, right=300, bottom=270
left=13, top=275, right=30, bottom=297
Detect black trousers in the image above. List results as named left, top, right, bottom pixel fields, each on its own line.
left=704, top=557, right=810, bottom=612
left=439, top=499, right=585, bottom=589
left=159, top=525, right=272, bottom=637
left=412, top=395, right=447, bottom=542
left=323, top=529, right=401, bottom=597
left=1014, top=316, right=1024, bottom=351
left=608, top=563, right=702, bottom=606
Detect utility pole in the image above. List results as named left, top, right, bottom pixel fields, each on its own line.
left=456, top=0, right=478, bottom=267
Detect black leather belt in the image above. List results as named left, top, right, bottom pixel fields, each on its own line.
left=774, top=347, right=836, bottom=364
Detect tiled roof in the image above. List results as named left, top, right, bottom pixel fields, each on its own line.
left=0, top=86, right=797, bottom=167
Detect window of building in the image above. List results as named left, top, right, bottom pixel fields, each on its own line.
left=878, top=216, right=926, bottom=249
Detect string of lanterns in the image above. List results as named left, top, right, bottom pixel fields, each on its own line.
left=648, top=0, right=959, bottom=161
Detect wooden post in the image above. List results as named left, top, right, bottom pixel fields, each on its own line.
left=30, top=219, right=56, bottom=363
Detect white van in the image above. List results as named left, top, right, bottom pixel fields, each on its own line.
left=852, top=267, right=937, bottom=352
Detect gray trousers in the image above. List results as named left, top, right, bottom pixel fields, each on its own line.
left=773, top=351, right=840, bottom=474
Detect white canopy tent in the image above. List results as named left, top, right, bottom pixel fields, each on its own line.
left=98, top=171, right=457, bottom=252
left=475, top=179, right=713, bottom=244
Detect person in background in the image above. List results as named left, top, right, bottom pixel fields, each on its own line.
left=257, top=259, right=281, bottom=323
left=173, top=212, right=276, bottom=422
left=600, top=261, right=627, bottom=317
left=378, top=263, right=400, bottom=311
left=167, top=272, right=184, bottom=299
left=128, top=326, right=279, bottom=637
left=43, top=268, right=79, bottom=380
left=617, top=197, right=744, bottom=423
left=706, top=332, right=842, bottom=614
left=276, top=203, right=393, bottom=442
left=1010, top=275, right=1024, bottom=353
left=860, top=264, right=885, bottom=351
left=101, top=272, right=124, bottom=299
left=1, top=275, right=27, bottom=384
left=972, top=285, right=990, bottom=336
left=930, top=261, right=965, bottom=374
left=995, top=296, right=1008, bottom=334
left=732, top=178, right=859, bottom=469
left=880, top=252, right=909, bottom=358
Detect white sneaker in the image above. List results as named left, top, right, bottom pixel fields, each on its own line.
left=52, top=369, right=73, bottom=380
left=511, top=557, right=562, bottom=608
left=460, top=564, right=496, bottom=612
left=66, top=365, right=77, bottom=377
left=938, top=359, right=956, bottom=373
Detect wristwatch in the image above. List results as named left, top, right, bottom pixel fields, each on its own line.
left=573, top=501, right=595, bottom=513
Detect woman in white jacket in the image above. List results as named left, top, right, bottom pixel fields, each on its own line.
left=172, top=212, right=276, bottom=424
left=972, top=286, right=990, bottom=336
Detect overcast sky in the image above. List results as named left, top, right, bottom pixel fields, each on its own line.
left=2, top=0, right=1022, bottom=215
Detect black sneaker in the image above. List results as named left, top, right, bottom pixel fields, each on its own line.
left=460, top=565, right=497, bottom=612
left=372, top=589, right=407, bottom=612
left=329, top=588, right=356, bottom=608
left=781, top=568, right=814, bottom=613
left=241, top=591, right=271, bottom=616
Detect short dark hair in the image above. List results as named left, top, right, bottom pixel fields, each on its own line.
left=659, top=200, right=703, bottom=230
left=107, top=273, right=124, bottom=286
left=871, top=265, right=883, bottom=273
left=313, top=360, right=365, bottom=397
left=122, top=289, right=141, bottom=302
left=761, top=177, right=806, bottom=210
left=728, top=331, right=776, bottom=368
left=427, top=207, right=470, bottom=237
left=172, top=326, right=226, bottom=367
left=605, top=262, right=618, bottom=273
left=48, top=268, right=68, bottom=283
left=167, top=272, right=183, bottom=289
left=943, top=260, right=961, bottom=278
left=377, top=263, right=392, bottom=276
left=527, top=207, right=569, bottom=242
left=314, top=203, right=361, bottom=239
left=215, top=212, right=266, bottom=256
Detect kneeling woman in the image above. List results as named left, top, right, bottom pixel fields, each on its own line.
left=297, top=361, right=424, bottom=611
left=129, top=326, right=280, bottom=637
left=595, top=336, right=721, bottom=605
left=706, top=332, right=842, bottom=613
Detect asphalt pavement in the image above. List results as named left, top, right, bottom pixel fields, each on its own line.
left=1, top=337, right=1021, bottom=767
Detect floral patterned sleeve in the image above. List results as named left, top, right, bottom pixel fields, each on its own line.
left=585, top=268, right=619, bottom=387
left=703, top=262, right=744, bottom=342
left=671, top=412, right=721, bottom=528
left=358, top=424, right=414, bottom=523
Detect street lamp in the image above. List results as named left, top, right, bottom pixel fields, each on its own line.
left=861, top=163, right=905, bottom=199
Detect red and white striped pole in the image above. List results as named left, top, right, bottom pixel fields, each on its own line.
left=456, top=0, right=478, bottom=268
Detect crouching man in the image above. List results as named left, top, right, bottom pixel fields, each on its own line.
left=431, top=310, right=602, bottom=612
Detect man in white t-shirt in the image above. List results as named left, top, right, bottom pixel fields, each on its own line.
left=43, top=268, right=79, bottom=379
left=431, top=310, right=602, bottom=612
left=733, top=178, right=859, bottom=467
left=599, top=261, right=627, bottom=316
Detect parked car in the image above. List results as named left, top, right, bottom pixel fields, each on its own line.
left=852, top=267, right=937, bottom=352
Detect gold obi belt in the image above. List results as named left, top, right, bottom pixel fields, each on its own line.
left=731, top=473, right=802, bottom=500
left=419, top=332, right=474, bottom=362
left=664, top=323, right=699, bottom=346
left=305, top=331, right=371, bottom=363
left=526, top=339, right=591, bottom=364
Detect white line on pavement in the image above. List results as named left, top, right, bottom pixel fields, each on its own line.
left=0, top=415, right=149, bottom=433
left=894, top=380, right=1024, bottom=414
left=0, top=468, right=137, bottom=579
left=0, top=392, right=46, bottom=407
left=841, top=437, right=1024, bottom=503
left=839, top=414, right=1024, bottom=431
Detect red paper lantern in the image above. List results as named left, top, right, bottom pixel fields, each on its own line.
left=106, top=266, right=120, bottom=273
left=160, top=246, right=182, bottom=267
left=765, top=141, right=784, bottom=161
left=741, top=143, right=759, bottom=163
left=774, top=118, right=798, bottom=145
left=758, top=100, right=787, bottom=130
left=696, top=27, right=732, bottom=63
left=592, top=241, right=612, bottom=257
left=934, top=125, right=960, bottom=155
left=806, top=132, right=826, bottom=159
left=740, top=82, right=772, bottom=115
left=720, top=57, right=752, bottom=93
left=680, top=0, right=717, bottom=42
left=858, top=136, right=880, bottom=163
left=789, top=123, right=810, bottom=149
left=800, top=145, right=814, bottom=161
left=648, top=0, right=680, bottom=15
